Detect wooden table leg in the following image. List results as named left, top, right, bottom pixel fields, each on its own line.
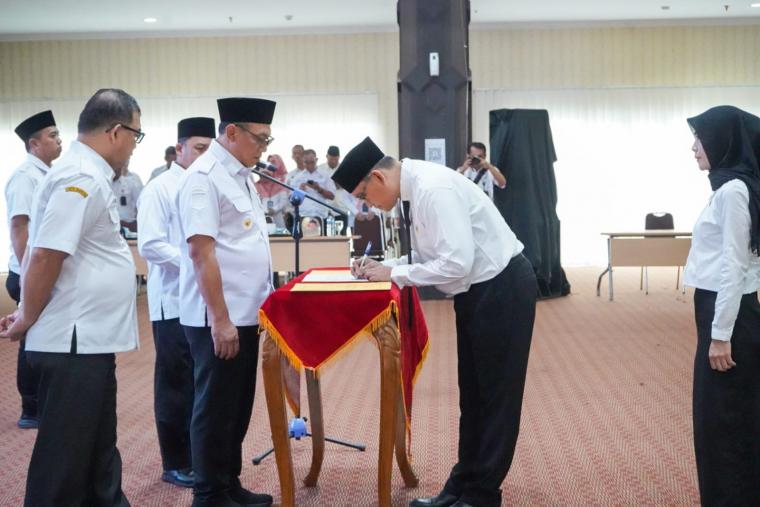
left=304, top=369, right=324, bottom=486
left=395, top=385, right=419, bottom=487
left=261, top=332, right=295, bottom=507
left=373, top=321, right=401, bottom=507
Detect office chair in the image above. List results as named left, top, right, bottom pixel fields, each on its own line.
left=641, top=212, right=678, bottom=294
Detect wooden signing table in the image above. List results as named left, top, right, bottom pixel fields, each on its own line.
left=596, top=231, right=692, bottom=301
left=257, top=270, right=429, bottom=507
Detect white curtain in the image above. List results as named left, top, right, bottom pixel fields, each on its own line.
left=0, top=92, right=380, bottom=270
left=474, top=86, right=760, bottom=266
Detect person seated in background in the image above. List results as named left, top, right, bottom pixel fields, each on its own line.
left=286, top=148, right=335, bottom=221
left=317, top=145, right=340, bottom=176
left=290, top=143, right=304, bottom=173
left=456, top=142, right=506, bottom=201
left=111, top=161, right=143, bottom=232
left=255, top=154, right=289, bottom=230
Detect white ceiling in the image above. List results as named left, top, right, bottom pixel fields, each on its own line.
left=1, top=0, right=759, bottom=38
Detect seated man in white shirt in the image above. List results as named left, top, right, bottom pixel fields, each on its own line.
left=456, top=142, right=506, bottom=201
left=138, top=117, right=216, bottom=489
left=286, top=148, right=336, bottom=221
left=0, top=88, right=142, bottom=507
left=4, top=110, right=62, bottom=430
left=336, top=137, right=537, bottom=507
left=177, top=98, right=275, bottom=507
left=317, top=145, right=340, bottom=176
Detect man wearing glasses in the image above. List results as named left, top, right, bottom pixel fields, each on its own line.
left=177, top=97, right=276, bottom=507
left=337, top=137, right=536, bottom=507
left=4, top=110, right=62, bottom=431
left=0, top=88, right=142, bottom=506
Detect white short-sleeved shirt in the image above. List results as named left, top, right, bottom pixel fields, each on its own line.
left=286, top=168, right=336, bottom=218
left=137, top=162, right=184, bottom=321
left=684, top=179, right=760, bottom=341
left=383, top=158, right=523, bottom=296
left=462, top=166, right=501, bottom=200
left=5, top=154, right=49, bottom=274
left=25, top=141, right=139, bottom=354
left=111, top=170, right=143, bottom=221
left=177, top=140, right=274, bottom=327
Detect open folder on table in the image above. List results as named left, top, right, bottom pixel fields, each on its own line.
left=294, top=269, right=392, bottom=292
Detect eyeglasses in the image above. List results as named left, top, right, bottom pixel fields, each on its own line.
left=234, top=123, right=274, bottom=147
left=355, top=177, right=371, bottom=201
left=107, top=123, right=145, bottom=144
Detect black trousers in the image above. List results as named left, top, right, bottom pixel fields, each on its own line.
left=25, top=348, right=129, bottom=507
left=6, top=270, right=40, bottom=417
left=152, top=318, right=194, bottom=471
left=183, top=325, right=260, bottom=502
left=693, top=289, right=760, bottom=507
left=443, top=254, right=537, bottom=507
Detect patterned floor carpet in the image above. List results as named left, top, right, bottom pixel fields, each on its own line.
left=0, top=267, right=700, bottom=506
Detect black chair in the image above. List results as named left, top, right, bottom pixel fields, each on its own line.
left=641, top=212, right=678, bottom=293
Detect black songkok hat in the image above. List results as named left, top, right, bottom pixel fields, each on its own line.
left=332, top=137, right=385, bottom=192
left=217, top=97, right=276, bottom=125
left=327, top=145, right=340, bottom=157
left=15, top=110, right=56, bottom=142
left=178, top=117, right=216, bottom=141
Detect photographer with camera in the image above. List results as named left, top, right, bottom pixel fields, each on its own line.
left=456, top=142, right=506, bottom=201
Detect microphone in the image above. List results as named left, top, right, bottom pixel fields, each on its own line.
left=255, top=161, right=278, bottom=173
left=289, top=188, right=305, bottom=206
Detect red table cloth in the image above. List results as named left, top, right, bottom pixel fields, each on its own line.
left=258, top=268, right=429, bottom=436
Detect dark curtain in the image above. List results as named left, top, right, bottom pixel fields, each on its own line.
left=490, top=109, right=570, bottom=299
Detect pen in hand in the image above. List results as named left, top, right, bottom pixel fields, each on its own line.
left=359, top=241, right=373, bottom=270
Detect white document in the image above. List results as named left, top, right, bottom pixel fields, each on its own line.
left=302, top=270, right=369, bottom=283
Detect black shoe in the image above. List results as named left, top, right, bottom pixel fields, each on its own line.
left=161, top=468, right=194, bottom=488
left=17, top=414, right=38, bottom=429
left=410, top=491, right=459, bottom=507
left=190, top=492, right=240, bottom=507
left=228, top=484, right=272, bottom=507
left=450, top=502, right=474, bottom=507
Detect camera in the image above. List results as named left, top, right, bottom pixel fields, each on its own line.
left=470, top=156, right=481, bottom=166
left=307, top=179, right=315, bottom=185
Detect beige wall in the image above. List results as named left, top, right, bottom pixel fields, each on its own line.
left=0, top=32, right=401, bottom=153
left=2, top=24, right=759, bottom=151
left=470, top=24, right=760, bottom=89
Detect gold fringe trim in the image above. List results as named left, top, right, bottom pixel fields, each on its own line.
left=258, top=301, right=431, bottom=459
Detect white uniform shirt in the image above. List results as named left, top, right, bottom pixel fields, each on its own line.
left=684, top=179, right=760, bottom=341
left=462, top=166, right=503, bottom=200
left=137, top=162, right=184, bottom=321
left=317, top=162, right=337, bottom=177
left=148, top=164, right=169, bottom=183
left=261, top=191, right=289, bottom=229
left=383, top=158, right=523, bottom=296
left=177, top=140, right=274, bottom=327
left=5, top=154, right=49, bottom=274
left=111, top=170, right=143, bottom=221
left=286, top=168, right=336, bottom=219
left=25, top=141, right=139, bottom=354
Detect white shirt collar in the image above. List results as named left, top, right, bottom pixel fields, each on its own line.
left=209, top=139, right=249, bottom=178
left=399, top=158, right=414, bottom=202
left=169, top=161, right=186, bottom=177
left=26, top=153, right=50, bottom=173
left=70, top=140, right=115, bottom=181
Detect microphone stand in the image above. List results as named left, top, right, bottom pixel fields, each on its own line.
left=252, top=166, right=344, bottom=275
left=251, top=165, right=366, bottom=465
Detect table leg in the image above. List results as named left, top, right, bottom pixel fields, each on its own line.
left=373, top=320, right=401, bottom=507
left=261, top=333, right=296, bottom=507
left=596, top=267, right=610, bottom=297
left=304, top=369, right=324, bottom=487
left=394, top=385, right=418, bottom=487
